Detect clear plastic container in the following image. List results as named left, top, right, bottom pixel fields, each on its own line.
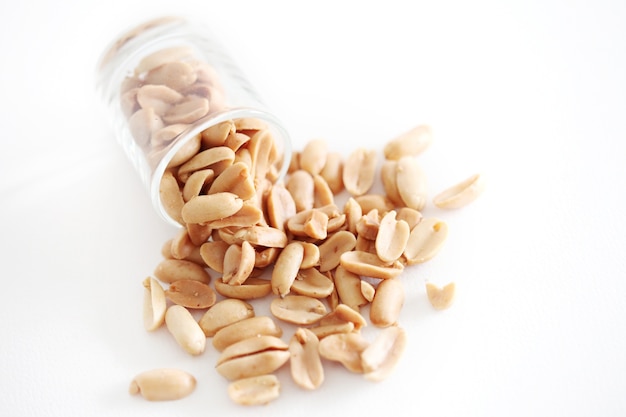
left=96, top=16, right=291, bottom=227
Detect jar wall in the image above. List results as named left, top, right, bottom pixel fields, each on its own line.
left=96, top=17, right=291, bottom=227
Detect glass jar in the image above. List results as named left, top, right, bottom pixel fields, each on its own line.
left=96, top=16, right=292, bottom=227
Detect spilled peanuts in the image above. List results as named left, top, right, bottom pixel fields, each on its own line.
left=130, top=113, right=482, bottom=404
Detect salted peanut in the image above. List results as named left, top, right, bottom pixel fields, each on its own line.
left=134, top=46, right=195, bottom=75
left=129, top=368, right=196, bottom=401
left=370, top=279, right=404, bottom=328
left=403, top=217, right=448, bottom=265
left=299, top=242, right=320, bottom=269
left=396, top=156, right=428, bottom=211
left=224, top=131, right=251, bottom=152
left=186, top=222, right=212, bottom=246
left=212, top=316, right=283, bottom=351
left=199, top=240, right=229, bottom=273
left=154, top=259, right=211, bottom=284
left=309, top=321, right=354, bottom=339
left=356, top=209, right=381, bottom=241
left=327, top=213, right=347, bottom=233
left=165, top=305, right=206, bottom=355
left=355, top=194, right=394, bottom=215
left=177, top=146, right=235, bottom=181
left=333, top=266, right=368, bottom=311
left=165, top=279, right=216, bottom=309
left=228, top=374, right=280, bottom=406
left=136, top=84, right=183, bottom=115
left=319, top=303, right=367, bottom=331
left=234, top=117, right=268, bottom=132
left=318, top=230, right=357, bottom=273
left=270, top=295, right=327, bottom=325
left=433, top=173, right=485, bottom=209
left=299, top=139, right=328, bottom=175
left=360, top=280, right=376, bottom=302
left=142, top=277, right=166, bottom=331
left=222, top=242, right=256, bottom=285
left=201, top=120, right=235, bottom=148
left=144, top=61, right=197, bottom=91
left=129, top=107, right=164, bottom=147
left=375, top=211, right=410, bottom=263
left=426, top=282, right=456, bottom=310
left=169, top=228, right=195, bottom=259
left=361, top=326, right=407, bottom=382
left=318, top=332, right=369, bottom=373
left=289, top=328, right=324, bottom=390
left=396, top=207, right=423, bottom=230
left=207, top=162, right=255, bottom=200
left=380, top=159, right=403, bottom=206
left=291, top=268, right=334, bottom=298
left=199, top=299, right=254, bottom=337
left=214, top=277, right=272, bottom=300
left=207, top=202, right=263, bottom=229
left=343, top=197, right=362, bottom=235
left=342, top=148, right=377, bottom=196
left=266, top=183, right=297, bottom=232
left=313, top=174, right=334, bottom=208
left=181, top=193, right=243, bottom=225
left=182, top=168, right=214, bottom=202
left=233, top=226, right=288, bottom=248
left=247, top=129, right=276, bottom=181
left=167, top=133, right=202, bottom=168
left=320, top=151, right=344, bottom=194
left=303, top=209, right=329, bottom=240
left=163, top=92, right=209, bottom=124
left=271, top=242, right=304, bottom=297
left=286, top=169, right=314, bottom=212
left=383, top=124, right=432, bottom=160
left=254, top=247, right=280, bottom=268
left=216, top=335, right=290, bottom=380
left=159, top=170, right=185, bottom=225
left=339, top=251, right=404, bottom=280
left=151, top=123, right=189, bottom=148
left=287, top=206, right=334, bottom=237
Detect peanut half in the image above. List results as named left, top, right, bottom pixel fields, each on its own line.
left=129, top=368, right=196, bottom=401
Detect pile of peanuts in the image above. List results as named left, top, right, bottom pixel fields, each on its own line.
left=129, top=117, right=484, bottom=405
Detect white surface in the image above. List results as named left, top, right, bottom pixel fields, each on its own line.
left=1, top=1, right=625, bottom=416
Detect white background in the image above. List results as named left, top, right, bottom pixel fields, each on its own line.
left=1, top=1, right=625, bottom=416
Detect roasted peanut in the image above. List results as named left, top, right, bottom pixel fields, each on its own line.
left=270, top=295, right=328, bottom=325
left=227, top=375, right=280, bottom=406
left=129, top=368, right=196, bottom=401
left=212, top=316, right=283, bottom=351
left=154, top=259, right=211, bottom=284
left=165, top=305, right=206, bottom=355
left=199, top=299, right=255, bottom=337
left=165, top=279, right=216, bottom=309
left=425, top=282, right=456, bottom=310
left=289, top=328, right=324, bottom=390
left=369, top=279, right=404, bottom=328
left=361, top=326, right=407, bottom=382
left=342, top=148, right=377, bottom=196
left=433, top=173, right=485, bottom=209
left=216, top=335, right=290, bottom=380
left=142, top=277, right=166, bottom=331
